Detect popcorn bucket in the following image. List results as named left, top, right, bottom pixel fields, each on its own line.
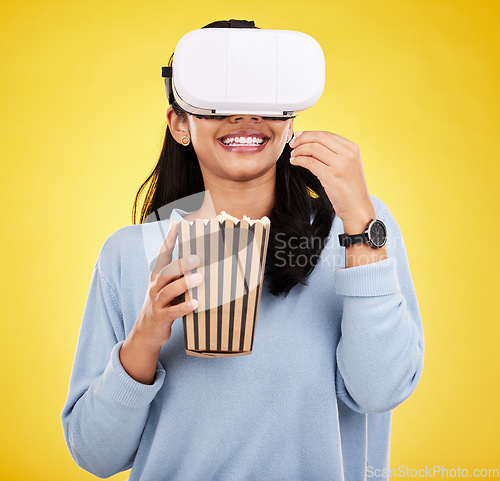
left=177, top=213, right=271, bottom=357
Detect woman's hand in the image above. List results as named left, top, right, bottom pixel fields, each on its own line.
left=120, top=221, right=203, bottom=384
left=289, top=130, right=376, bottom=233
left=137, top=220, right=202, bottom=347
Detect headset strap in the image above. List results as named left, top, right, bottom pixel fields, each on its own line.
left=229, top=19, right=255, bottom=28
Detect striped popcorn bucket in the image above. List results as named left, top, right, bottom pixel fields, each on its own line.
left=177, top=215, right=270, bottom=357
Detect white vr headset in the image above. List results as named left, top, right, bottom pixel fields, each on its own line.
left=161, top=26, right=325, bottom=119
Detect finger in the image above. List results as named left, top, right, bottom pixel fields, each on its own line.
left=151, top=221, right=178, bottom=279
left=290, top=142, right=337, bottom=167
left=289, top=154, right=330, bottom=182
left=151, top=254, right=201, bottom=298
left=292, top=131, right=353, bottom=157
left=165, top=298, right=199, bottom=320
left=291, top=131, right=356, bottom=158
left=157, top=272, right=203, bottom=307
left=293, top=130, right=354, bottom=148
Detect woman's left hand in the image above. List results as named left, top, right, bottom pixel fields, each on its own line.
left=289, top=130, right=376, bottom=232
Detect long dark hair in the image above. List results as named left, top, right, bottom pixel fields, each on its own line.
left=132, top=20, right=335, bottom=297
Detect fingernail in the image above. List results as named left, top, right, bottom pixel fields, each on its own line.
left=191, top=273, right=202, bottom=283
left=295, top=131, right=304, bottom=136
left=189, top=299, right=198, bottom=309
left=188, top=254, right=199, bottom=265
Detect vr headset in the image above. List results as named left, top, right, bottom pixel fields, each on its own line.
left=161, top=24, right=325, bottom=119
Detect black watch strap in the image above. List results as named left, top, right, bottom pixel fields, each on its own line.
left=338, top=231, right=370, bottom=247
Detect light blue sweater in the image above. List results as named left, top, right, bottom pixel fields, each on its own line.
left=61, top=195, right=424, bottom=481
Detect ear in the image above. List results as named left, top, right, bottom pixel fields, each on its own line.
left=166, top=106, right=190, bottom=144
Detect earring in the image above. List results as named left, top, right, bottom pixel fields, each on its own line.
left=181, top=136, right=191, bottom=146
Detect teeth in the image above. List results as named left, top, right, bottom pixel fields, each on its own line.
left=221, top=136, right=264, bottom=146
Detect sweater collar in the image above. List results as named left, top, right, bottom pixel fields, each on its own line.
left=170, top=207, right=193, bottom=223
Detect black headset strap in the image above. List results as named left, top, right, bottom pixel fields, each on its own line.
left=228, top=19, right=255, bottom=28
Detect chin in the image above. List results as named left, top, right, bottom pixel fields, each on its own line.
left=223, top=164, right=274, bottom=182
left=225, top=171, right=266, bottom=182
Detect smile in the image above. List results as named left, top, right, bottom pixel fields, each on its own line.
left=222, top=136, right=264, bottom=146
left=217, top=130, right=269, bottom=153
left=217, top=139, right=269, bottom=154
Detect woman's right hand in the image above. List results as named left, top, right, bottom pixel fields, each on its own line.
left=119, top=220, right=203, bottom=384
left=137, top=220, right=203, bottom=347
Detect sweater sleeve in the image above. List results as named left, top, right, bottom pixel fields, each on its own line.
left=334, top=198, right=424, bottom=414
left=61, top=259, right=166, bottom=478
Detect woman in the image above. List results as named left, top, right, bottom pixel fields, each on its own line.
left=62, top=19, right=424, bottom=481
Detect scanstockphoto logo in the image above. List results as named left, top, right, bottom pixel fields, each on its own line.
left=366, top=465, right=500, bottom=478
left=270, top=225, right=406, bottom=271
left=140, top=191, right=266, bottom=309
left=140, top=192, right=407, bottom=308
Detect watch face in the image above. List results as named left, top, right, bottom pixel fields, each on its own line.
left=368, top=220, right=387, bottom=248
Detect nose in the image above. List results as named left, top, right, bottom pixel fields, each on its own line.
left=229, top=114, right=262, bottom=122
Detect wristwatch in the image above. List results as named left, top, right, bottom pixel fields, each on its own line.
left=338, top=219, right=387, bottom=248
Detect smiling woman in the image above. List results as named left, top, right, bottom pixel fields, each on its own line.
left=61, top=18, right=424, bottom=481
left=135, top=34, right=335, bottom=296
left=167, top=109, right=294, bottom=187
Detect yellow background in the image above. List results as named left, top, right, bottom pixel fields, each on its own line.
left=1, top=0, right=499, bottom=479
